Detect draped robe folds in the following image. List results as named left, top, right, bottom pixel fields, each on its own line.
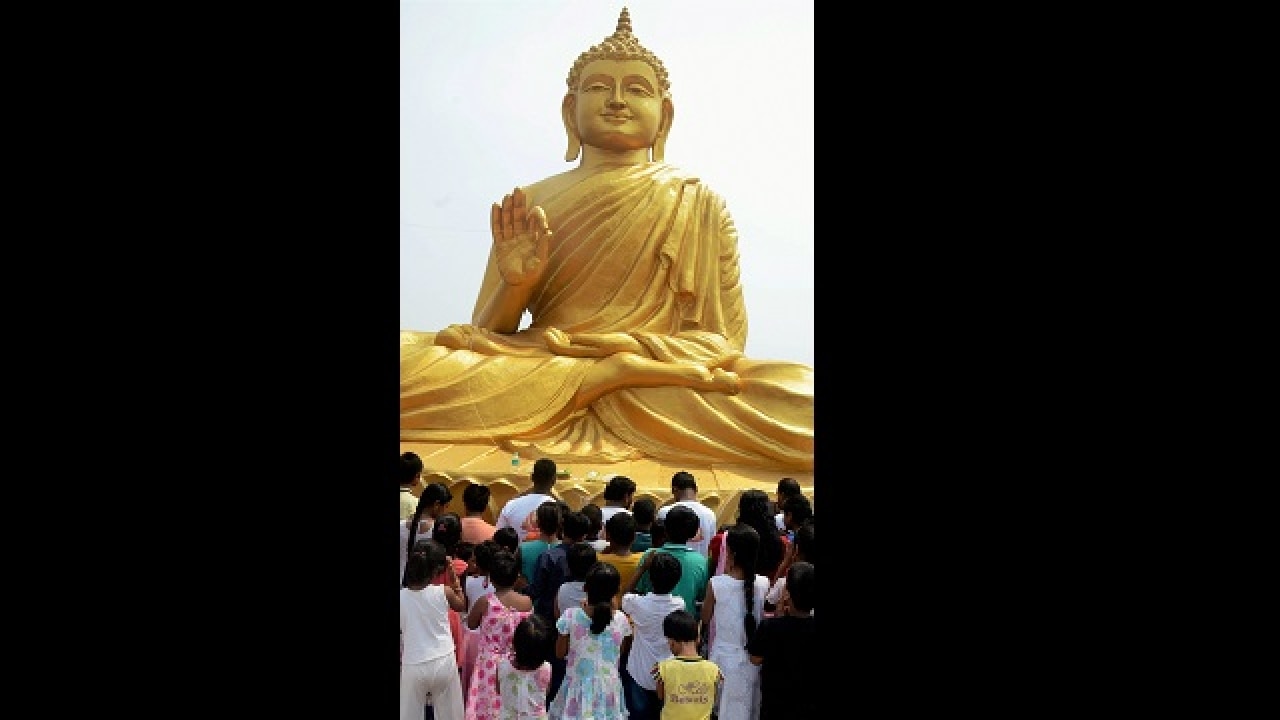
left=400, top=162, right=813, bottom=471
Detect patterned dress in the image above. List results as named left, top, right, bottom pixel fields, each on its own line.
left=548, top=606, right=632, bottom=719
left=465, top=594, right=532, bottom=720
left=496, top=658, right=551, bottom=720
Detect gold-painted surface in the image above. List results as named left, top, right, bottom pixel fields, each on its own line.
left=402, top=440, right=814, bottom=531
left=401, top=7, right=813, bottom=475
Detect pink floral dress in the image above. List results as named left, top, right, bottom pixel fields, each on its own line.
left=465, top=594, right=532, bottom=720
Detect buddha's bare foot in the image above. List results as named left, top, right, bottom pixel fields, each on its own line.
left=709, top=367, right=742, bottom=394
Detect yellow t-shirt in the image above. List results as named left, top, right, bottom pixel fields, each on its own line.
left=653, top=655, right=721, bottom=720
left=599, top=551, right=642, bottom=603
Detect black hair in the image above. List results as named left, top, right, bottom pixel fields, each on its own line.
left=405, top=482, right=454, bottom=560
left=786, top=561, right=815, bottom=612
left=493, top=526, right=520, bottom=553
left=603, top=475, right=637, bottom=502
left=671, top=471, right=698, bottom=493
left=474, top=540, right=498, bottom=573
left=605, top=511, right=637, bottom=548
left=488, top=549, right=520, bottom=589
left=726, top=522, right=761, bottom=646
left=561, top=511, right=591, bottom=543
left=566, top=542, right=598, bottom=581
left=583, top=562, right=621, bottom=634
left=535, top=501, right=562, bottom=536
left=580, top=503, right=603, bottom=539
left=511, top=614, right=553, bottom=671
left=403, top=538, right=449, bottom=587
left=462, top=483, right=491, bottom=513
left=663, top=608, right=699, bottom=643
left=663, top=505, right=699, bottom=544
left=432, top=512, right=463, bottom=555
left=531, top=457, right=557, bottom=487
left=782, top=494, right=813, bottom=526
left=454, top=540, right=475, bottom=565
left=776, top=477, right=802, bottom=499
left=735, top=489, right=784, bottom=580
left=650, top=517, right=667, bottom=548
left=631, top=497, right=656, bottom=526
left=399, top=452, right=424, bottom=486
left=648, top=550, right=683, bottom=595
left=793, top=520, right=814, bottom=563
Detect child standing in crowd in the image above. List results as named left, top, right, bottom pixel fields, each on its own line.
left=765, top=520, right=813, bottom=616
left=631, top=505, right=708, bottom=616
left=495, top=615, right=554, bottom=720
left=464, top=549, right=533, bottom=720
left=530, top=510, right=592, bottom=706
left=493, top=527, right=519, bottom=554
left=554, top=542, right=597, bottom=619
left=748, top=562, right=817, bottom=720
left=516, top=502, right=561, bottom=593
left=401, top=540, right=468, bottom=720
left=599, top=511, right=641, bottom=605
left=403, top=483, right=455, bottom=586
left=580, top=503, right=608, bottom=552
left=630, top=498, right=657, bottom=553
left=652, top=609, right=722, bottom=720
left=461, top=540, right=499, bottom=697
left=621, top=552, right=686, bottom=720
left=702, top=524, right=767, bottom=720
left=549, top=563, right=631, bottom=719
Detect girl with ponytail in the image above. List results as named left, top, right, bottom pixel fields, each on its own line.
left=701, top=523, right=768, bottom=720
left=548, top=561, right=632, bottom=719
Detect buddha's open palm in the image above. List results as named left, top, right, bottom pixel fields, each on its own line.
left=491, top=187, right=551, bottom=287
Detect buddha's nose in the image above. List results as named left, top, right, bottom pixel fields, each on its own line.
left=607, top=89, right=626, bottom=108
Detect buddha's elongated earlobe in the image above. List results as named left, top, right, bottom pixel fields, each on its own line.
left=652, top=98, right=674, bottom=163
left=562, top=94, right=581, bottom=162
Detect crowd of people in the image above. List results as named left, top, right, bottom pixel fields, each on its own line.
left=399, top=453, right=815, bottom=720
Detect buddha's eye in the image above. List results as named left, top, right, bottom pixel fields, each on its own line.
left=627, top=85, right=653, bottom=97
left=585, top=83, right=610, bottom=92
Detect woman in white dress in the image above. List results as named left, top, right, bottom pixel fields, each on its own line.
left=701, top=523, right=768, bottom=720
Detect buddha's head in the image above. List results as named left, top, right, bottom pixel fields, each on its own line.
left=563, top=7, right=674, bottom=163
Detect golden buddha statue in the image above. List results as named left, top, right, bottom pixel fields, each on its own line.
left=400, top=7, right=813, bottom=472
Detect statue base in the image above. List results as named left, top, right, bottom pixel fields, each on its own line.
left=402, top=439, right=813, bottom=531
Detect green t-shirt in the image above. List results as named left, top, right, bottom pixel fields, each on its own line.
left=634, top=544, right=709, bottom=615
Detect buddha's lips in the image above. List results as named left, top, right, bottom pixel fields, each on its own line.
left=602, top=115, right=630, bottom=123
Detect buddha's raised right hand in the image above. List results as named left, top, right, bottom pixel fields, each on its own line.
left=491, top=187, right=552, bottom=287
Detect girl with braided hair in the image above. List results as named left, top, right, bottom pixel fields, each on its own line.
left=701, top=523, right=767, bottom=720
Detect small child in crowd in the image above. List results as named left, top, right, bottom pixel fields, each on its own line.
left=495, top=614, right=554, bottom=720
left=401, top=540, right=468, bottom=720
left=652, top=609, right=721, bottom=720
left=554, top=542, right=597, bottom=619
left=549, top=563, right=631, bottom=719
left=621, top=552, right=686, bottom=720
left=748, top=562, right=817, bottom=720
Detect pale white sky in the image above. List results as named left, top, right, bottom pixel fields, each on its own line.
left=400, top=0, right=814, bottom=366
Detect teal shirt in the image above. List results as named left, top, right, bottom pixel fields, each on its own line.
left=518, top=538, right=555, bottom=587
left=634, top=543, right=709, bottom=615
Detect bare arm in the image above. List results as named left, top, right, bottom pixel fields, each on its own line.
left=466, top=594, right=489, bottom=630
left=623, top=551, right=652, bottom=595
left=700, top=578, right=716, bottom=626
left=555, top=630, right=570, bottom=659
left=443, top=564, right=467, bottom=612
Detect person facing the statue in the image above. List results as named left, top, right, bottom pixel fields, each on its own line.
left=401, top=7, right=813, bottom=472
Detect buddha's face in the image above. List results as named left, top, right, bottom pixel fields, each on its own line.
left=573, top=58, right=663, bottom=152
